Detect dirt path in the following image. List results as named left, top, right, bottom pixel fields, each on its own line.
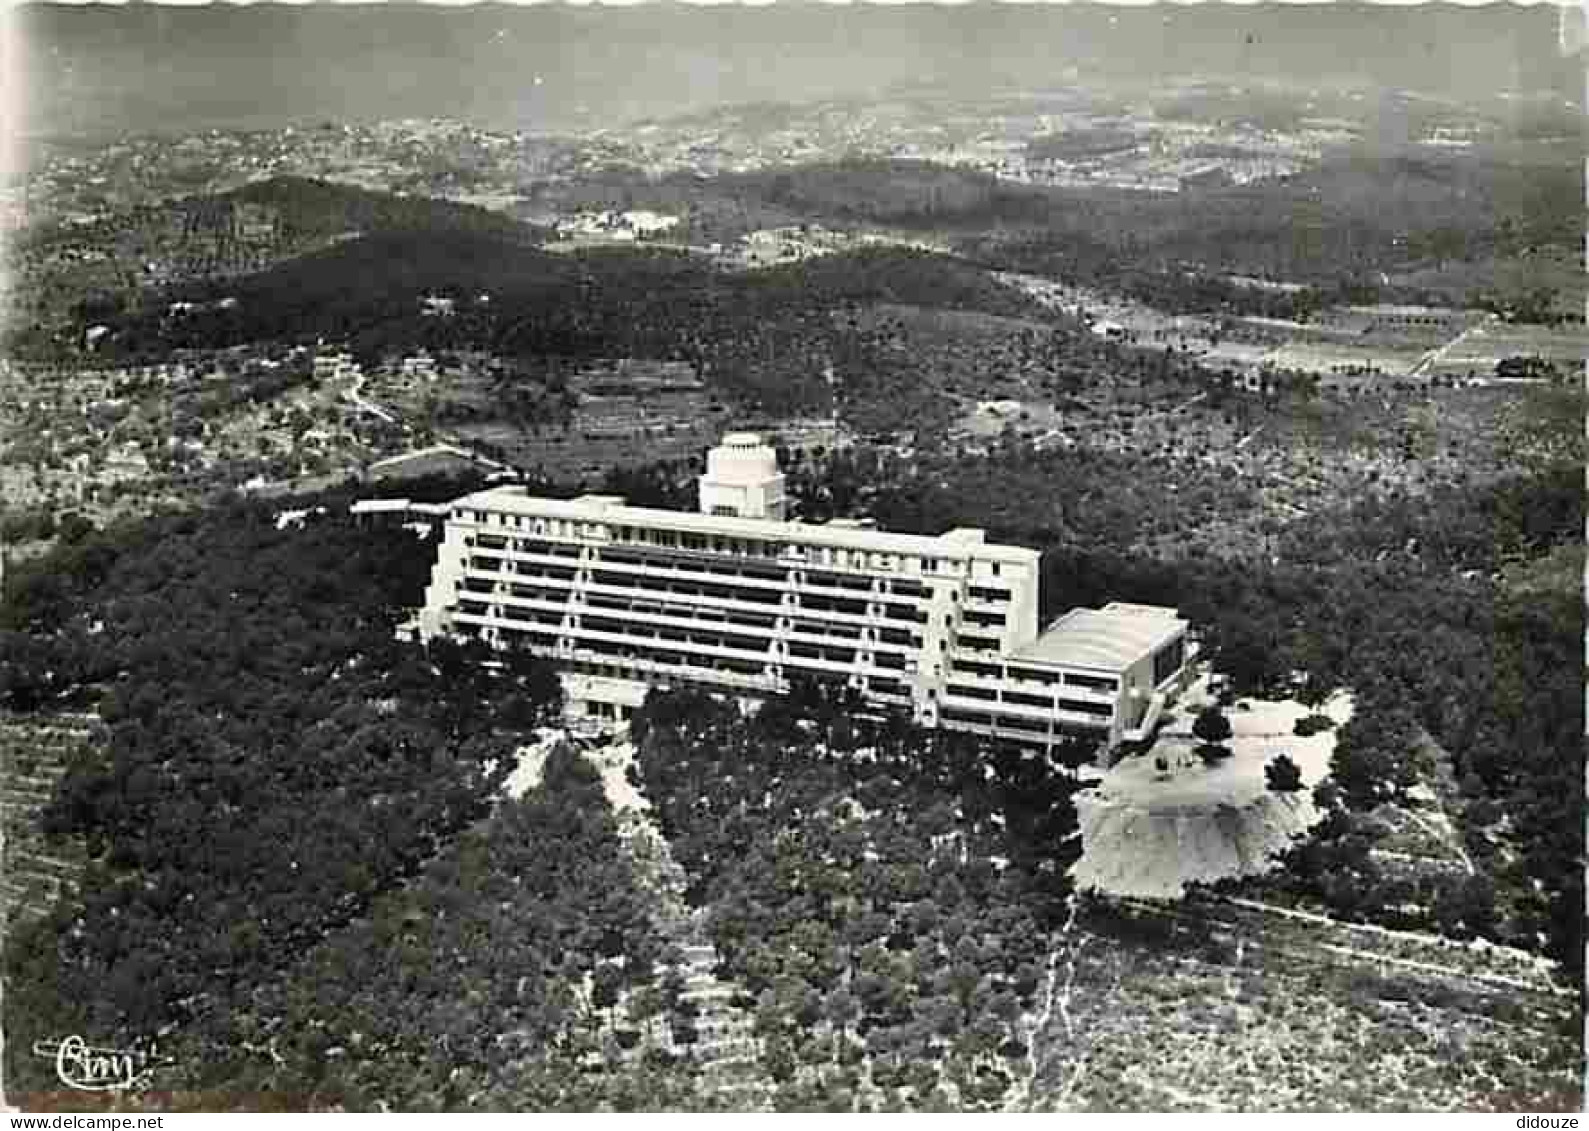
left=1218, top=895, right=1567, bottom=993
left=575, top=730, right=773, bottom=1108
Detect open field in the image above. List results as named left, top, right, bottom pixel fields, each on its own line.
left=1071, top=680, right=1352, bottom=900
left=1118, top=678, right=1350, bottom=807
left=1033, top=897, right=1580, bottom=1111
left=1428, top=324, right=1589, bottom=376
left=1387, top=252, right=1587, bottom=321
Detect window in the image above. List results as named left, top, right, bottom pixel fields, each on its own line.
left=948, top=683, right=996, bottom=701
left=996, top=714, right=1047, bottom=734
left=1058, top=698, right=1114, bottom=719
left=1153, top=638, right=1186, bottom=685
left=1008, top=666, right=1058, bottom=686
left=955, top=659, right=1001, bottom=679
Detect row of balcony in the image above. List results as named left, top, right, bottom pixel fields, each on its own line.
left=464, top=521, right=1003, bottom=586
left=948, top=660, right=1120, bottom=702
left=460, top=542, right=1012, bottom=614
left=471, top=615, right=923, bottom=691
left=472, top=588, right=927, bottom=656
left=453, top=611, right=1115, bottom=738
left=939, top=688, right=1115, bottom=726
left=937, top=710, right=1108, bottom=743
left=462, top=562, right=940, bottom=631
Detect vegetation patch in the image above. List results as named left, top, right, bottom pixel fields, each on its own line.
left=632, top=682, right=1087, bottom=1111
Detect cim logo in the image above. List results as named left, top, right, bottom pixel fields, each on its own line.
left=31, top=1036, right=168, bottom=1092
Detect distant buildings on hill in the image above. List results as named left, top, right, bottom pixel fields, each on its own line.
left=553, top=209, right=681, bottom=242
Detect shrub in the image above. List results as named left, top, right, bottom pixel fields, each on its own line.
left=1293, top=713, right=1336, bottom=737
left=1192, top=706, right=1233, bottom=748
left=1265, top=753, right=1304, bottom=793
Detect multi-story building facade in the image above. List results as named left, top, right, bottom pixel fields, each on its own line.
left=417, top=433, right=1191, bottom=750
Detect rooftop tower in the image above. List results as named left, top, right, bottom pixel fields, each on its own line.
left=697, top=432, right=786, bottom=520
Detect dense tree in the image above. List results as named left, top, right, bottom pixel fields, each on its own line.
left=157, top=744, right=687, bottom=1109
left=1192, top=706, right=1233, bottom=750
left=630, top=686, right=1077, bottom=1109
left=1329, top=701, right=1429, bottom=811
left=1264, top=753, right=1304, bottom=794
left=1, top=502, right=565, bottom=1092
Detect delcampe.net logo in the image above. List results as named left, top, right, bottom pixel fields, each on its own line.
left=30, top=1037, right=172, bottom=1093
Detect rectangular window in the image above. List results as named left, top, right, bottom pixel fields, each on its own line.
left=954, top=659, right=1001, bottom=679
left=994, top=714, right=1047, bottom=734
left=1008, top=666, right=1059, bottom=686
left=1058, top=698, right=1115, bottom=719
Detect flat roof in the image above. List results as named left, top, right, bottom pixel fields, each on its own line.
left=351, top=498, right=454, bottom=516
left=452, top=486, right=1041, bottom=564
left=350, top=498, right=411, bottom=514
left=368, top=444, right=509, bottom=473
left=1015, top=604, right=1187, bottom=672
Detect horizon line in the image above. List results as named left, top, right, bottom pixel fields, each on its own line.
left=8, top=0, right=1579, bottom=9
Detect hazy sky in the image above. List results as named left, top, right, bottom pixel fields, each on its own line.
left=8, top=0, right=1582, bottom=6
left=5, top=0, right=1579, bottom=154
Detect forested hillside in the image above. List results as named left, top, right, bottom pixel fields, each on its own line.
left=12, top=177, right=547, bottom=359
left=859, top=429, right=1583, bottom=977
left=0, top=436, right=1578, bottom=1108
left=82, top=237, right=1049, bottom=424
left=633, top=682, right=1087, bottom=1110
left=0, top=505, right=565, bottom=1097
left=533, top=154, right=1583, bottom=310
left=163, top=745, right=702, bottom=1110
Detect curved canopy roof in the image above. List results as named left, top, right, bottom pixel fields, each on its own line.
left=1015, top=603, right=1186, bottom=672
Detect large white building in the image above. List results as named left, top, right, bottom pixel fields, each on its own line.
left=416, top=433, right=1191, bottom=750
